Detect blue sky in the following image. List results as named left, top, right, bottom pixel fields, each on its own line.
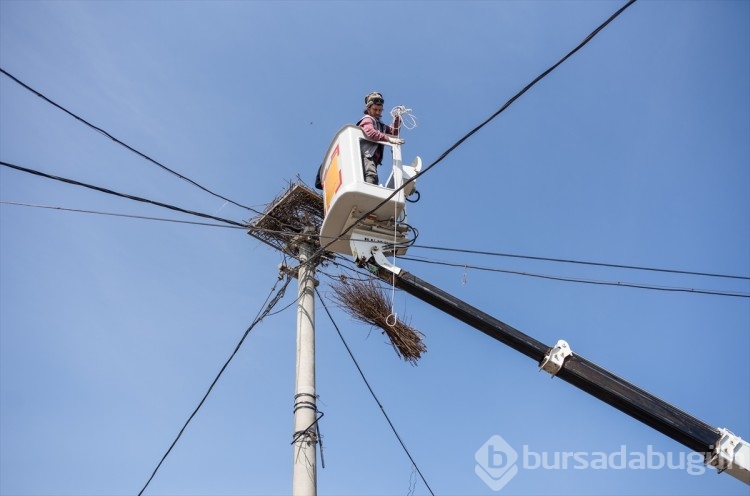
left=1, top=1, right=748, bottom=495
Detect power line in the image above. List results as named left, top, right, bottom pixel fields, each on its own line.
left=412, top=244, right=750, bottom=281
left=315, top=286, right=436, bottom=496
left=138, top=274, right=293, bottom=496
left=301, top=0, right=638, bottom=267
left=0, top=67, right=259, bottom=214
left=0, top=201, right=246, bottom=229
left=419, top=0, right=638, bottom=179
left=1, top=160, right=247, bottom=228
left=400, top=256, right=750, bottom=298
left=0, top=200, right=311, bottom=243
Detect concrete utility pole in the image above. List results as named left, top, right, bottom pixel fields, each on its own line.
left=292, top=235, right=318, bottom=496
left=246, top=183, right=326, bottom=494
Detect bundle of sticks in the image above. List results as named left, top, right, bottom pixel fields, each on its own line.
left=331, top=276, right=426, bottom=365
left=247, top=181, right=324, bottom=253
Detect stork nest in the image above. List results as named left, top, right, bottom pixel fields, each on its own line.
left=331, top=276, right=426, bottom=365
left=246, top=180, right=325, bottom=253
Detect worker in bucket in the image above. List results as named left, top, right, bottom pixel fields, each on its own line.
left=357, top=92, right=405, bottom=185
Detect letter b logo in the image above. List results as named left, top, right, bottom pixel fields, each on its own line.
left=475, top=435, right=519, bottom=491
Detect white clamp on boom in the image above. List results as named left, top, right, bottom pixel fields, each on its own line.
left=350, top=232, right=402, bottom=276
left=539, top=339, right=573, bottom=377
left=708, top=428, right=750, bottom=484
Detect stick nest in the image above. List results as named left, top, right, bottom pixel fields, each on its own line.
left=331, top=276, right=426, bottom=365
left=246, top=180, right=324, bottom=253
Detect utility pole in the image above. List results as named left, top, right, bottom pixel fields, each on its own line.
left=291, top=232, right=318, bottom=496
left=246, top=183, right=325, bottom=495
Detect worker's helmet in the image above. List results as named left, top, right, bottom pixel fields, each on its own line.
left=364, top=92, right=384, bottom=108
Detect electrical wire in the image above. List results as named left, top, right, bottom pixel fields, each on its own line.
left=418, top=0, right=638, bottom=179
left=0, top=2, right=698, bottom=487
left=315, top=286, right=435, bottom=496
left=7, top=196, right=741, bottom=296
left=0, top=67, right=260, bottom=214
left=412, top=244, right=750, bottom=281
left=2, top=69, right=313, bottom=236
left=323, top=231, right=748, bottom=299
left=400, top=255, right=750, bottom=298
left=0, top=197, right=310, bottom=246
left=266, top=270, right=305, bottom=316
left=297, top=0, right=638, bottom=269
left=0, top=201, right=246, bottom=229
left=3, top=0, right=638, bottom=271
left=138, top=273, right=293, bottom=496
left=1, top=161, right=247, bottom=228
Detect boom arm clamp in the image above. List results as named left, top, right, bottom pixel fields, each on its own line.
left=539, top=339, right=573, bottom=377
left=708, top=428, right=750, bottom=484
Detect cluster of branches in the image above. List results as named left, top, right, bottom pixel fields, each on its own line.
left=331, top=276, right=427, bottom=365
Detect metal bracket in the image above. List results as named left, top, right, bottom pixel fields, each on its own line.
left=278, top=263, right=318, bottom=286
left=279, top=262, right=298, bottom=279
left=708, top=428, right=750, bottom=484
left=539, top=339, right=573, bottom=377
left=350, top=233, right=402, bottom=276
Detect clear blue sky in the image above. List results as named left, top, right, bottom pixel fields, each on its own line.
left=1, top=1, right=748, bottom=495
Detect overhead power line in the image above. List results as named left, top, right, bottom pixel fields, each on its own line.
left=138, top=274, right=293, bottom=496
left=0, top=67, right=258, bottom=214
left=315, top=286, right=436, bottom=496
left=0, top=201, right=246, bottom=229
left=419, top=0, right=638, bottom=178
left=1, top=160, right=246, bottom=228
left=412, top=244, right=750, bottom=281
left=304, top=0, right=639, bottom=265
left=400, top=256, right=750, bottom=298
left=0, top=198, right=302, bottom=240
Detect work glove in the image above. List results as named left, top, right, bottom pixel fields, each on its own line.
left=387, top=136, right=405, bottom=145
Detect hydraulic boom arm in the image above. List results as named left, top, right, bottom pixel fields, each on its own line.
left=371, top=263, right=749, bottom=485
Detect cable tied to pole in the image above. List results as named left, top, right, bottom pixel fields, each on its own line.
left=292, top=392, right=318, bottom=414
left=291, top=397, right=326, bottom=469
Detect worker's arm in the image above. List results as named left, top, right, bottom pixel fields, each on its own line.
left=359, top=116, right=390, bottom=141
